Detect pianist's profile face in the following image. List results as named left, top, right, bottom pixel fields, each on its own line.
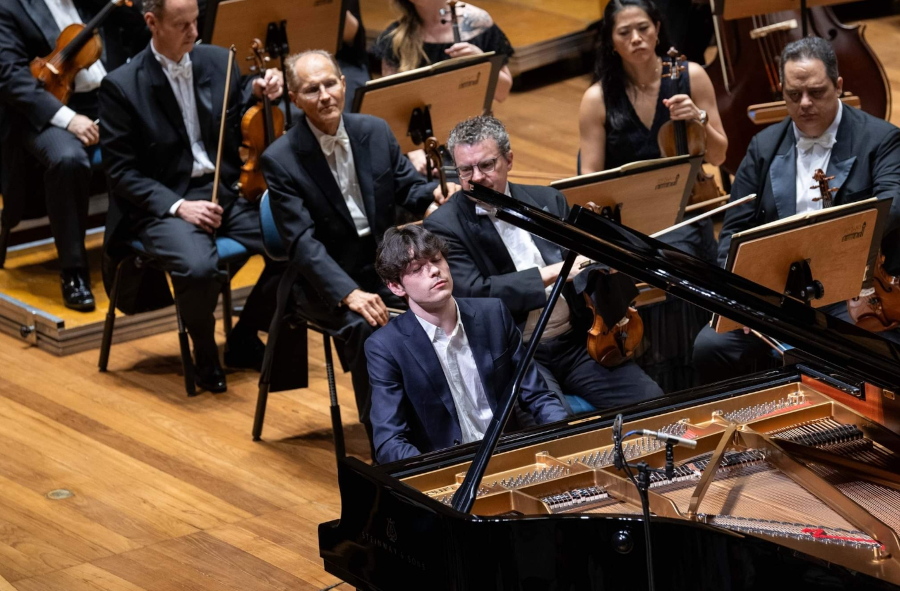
left=452, top=138, right=512, bottom=195
left=782, top=58, right=843, bottom=139
left=386, top=252, right=454, bottom=312
left=290, top=53, right=347, bottom=135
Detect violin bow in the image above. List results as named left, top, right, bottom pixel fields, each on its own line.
left=211, top=45, right=237, bottom=207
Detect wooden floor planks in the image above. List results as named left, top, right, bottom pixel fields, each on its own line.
left=0, top=12, right=897, bottom=591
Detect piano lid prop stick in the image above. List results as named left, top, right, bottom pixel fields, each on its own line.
left=579, top=194, right=757, bottom=269
left=650, top=194, right=756, bottom=239
left=211, top=45, right=237, bottom=206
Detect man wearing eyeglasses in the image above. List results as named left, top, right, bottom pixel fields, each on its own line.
left=424, top=115, right=663, bottom=414
left=261, top=49, right=459, bottom=451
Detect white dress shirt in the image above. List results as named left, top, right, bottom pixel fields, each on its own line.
left=309, top=117, right=371, bottom=237
left=415, top=300, right=493, bottom=444
left=150, top=42, right=217, bottom=215
left=475, top=185, right=571, bottom=341
left=44, top=0, right=107, bottom=130
left=794, top=101, right=843, bottom=214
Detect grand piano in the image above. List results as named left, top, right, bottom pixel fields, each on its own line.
left=319, top=185, right=900, bottom=590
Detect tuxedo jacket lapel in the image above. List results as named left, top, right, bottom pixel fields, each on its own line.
left=769, top=127, right=797, bottom=219
left=396, top=312, right=461, bottom=421
left=193, top=59, right=214, bottom=150
left=344, top=117, right=377, bottom=231
left=827, top=110, right=857, bottom=203
left=510, top=184, right=563, bottom=264
left=143, top=50, right=190, bottom=149
left=461, top=197, right=517, bottom=274
left=18, top=0, right=59, bottom=50
left=458, top=300, right=498, bottom=411
left=293, top=119, right=356, bottom=230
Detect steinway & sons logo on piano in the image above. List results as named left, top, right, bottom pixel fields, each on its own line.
left=360, top=517, right=427, bottom=571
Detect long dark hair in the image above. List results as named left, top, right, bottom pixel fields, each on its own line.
left=594, top=0, right=670, bottom=132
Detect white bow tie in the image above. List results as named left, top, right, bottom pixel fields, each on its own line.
left=168, top=61, right=192, bottom=80
left=319, top=129, right=350, bottom=157
left=797, top=132, right=835, bottom=154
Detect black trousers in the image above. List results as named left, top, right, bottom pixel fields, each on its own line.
left=533, top=328, right=664, bottom=411
left=20, top=91, right=98, bottom=270
left=693, top=302, right=900, bottom=385
left=289, top=247, right=405, bottom=436
left=134, top=179, right=281, bottom=363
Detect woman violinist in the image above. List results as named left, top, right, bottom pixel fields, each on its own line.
left=374, top=0, right=515, bottom=175
left=578, top=0, right=727, bottom=262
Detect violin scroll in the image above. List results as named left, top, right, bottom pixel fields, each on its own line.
left=810, top=169, right=838, bottom=208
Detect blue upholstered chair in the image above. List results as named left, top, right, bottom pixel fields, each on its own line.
left=252, top=191, right=345, bottom=460
left=98, top=235, right=250, bottom=396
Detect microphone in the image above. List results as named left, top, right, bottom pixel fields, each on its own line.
left=641, top=429, right=697, bottom=449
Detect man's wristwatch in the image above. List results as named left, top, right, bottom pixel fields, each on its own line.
left=698, top=109, right=709, bottom=125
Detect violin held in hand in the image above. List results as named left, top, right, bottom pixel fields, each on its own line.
left=656, top=48, right=722, bottom=214
left=236, top=39, right=284, bottom=203
left=31, top=0, right=132, bottom=104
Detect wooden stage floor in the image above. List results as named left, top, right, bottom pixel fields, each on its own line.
left=0, top=14, right=898, bottom=591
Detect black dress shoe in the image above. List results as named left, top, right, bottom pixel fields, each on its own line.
left=60, top=268, right=95, bottom=312
left=195, top=360, right=227, bottom=393
left=224, top=332, right=266, bottom=371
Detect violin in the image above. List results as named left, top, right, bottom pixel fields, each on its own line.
left=424, top=136, right=449, bottom=199
left=584, top=292, right=644, bottom=368
left=31, top=0, right=132, bottom=104
left=848, top=253, right=900, bottom=333
left=236, top=39, right=285, bottom=203
left=707, top=7, right=890, bottom=176
left=656, top=48, right=723, bottom=214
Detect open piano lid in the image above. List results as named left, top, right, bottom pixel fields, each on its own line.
left=466, top=183, right=900, bottom=390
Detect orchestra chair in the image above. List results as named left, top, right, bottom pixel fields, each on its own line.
left=252, top=190, right=346, bottom=461
left=97, top=236, right=249, bottom=397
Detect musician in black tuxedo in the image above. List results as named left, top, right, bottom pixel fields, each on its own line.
left=261, top=50, right=455, bottom=446
left=100, top=0, right=285, bottom=392
left=0, top=0, right=146, bottom=310
left=424, top=116, right=664, bottom=413
left=694, top=37, right=900, bottom=385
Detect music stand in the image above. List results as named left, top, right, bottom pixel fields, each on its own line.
left=202, top=0, right=342, bottom=76
left=550, top=155, right=701, bottom=236
left=352, top=52, right=505, bottom=155
left=714, top=197, right=891, bottom=333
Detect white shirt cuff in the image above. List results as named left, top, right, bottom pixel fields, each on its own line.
left=50, top=106, right=77, bottom=130
left=168, top=198, right=185, bottom=216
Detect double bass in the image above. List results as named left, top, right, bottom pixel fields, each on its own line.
left=707, top=7, right=891, bottom=175
left=235, top=39, right=284, bottom=203
left=31, top=0, right=132, bottom=104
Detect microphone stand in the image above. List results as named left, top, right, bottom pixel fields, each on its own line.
left=612, top=415, right=681, bottom=591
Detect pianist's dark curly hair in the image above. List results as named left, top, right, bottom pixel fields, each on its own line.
left=376, top=225, right=449, bottom=287
left=594, top=0, right=670, bottom=133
